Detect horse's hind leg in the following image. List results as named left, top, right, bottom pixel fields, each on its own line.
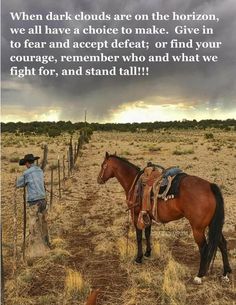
left=218, top=234, right=232, bottom=279
left=192, top=228, right=208, bottom=284
left=135, top=227, right=143, bottom=264
left=144, top=225, right=152, bottom=258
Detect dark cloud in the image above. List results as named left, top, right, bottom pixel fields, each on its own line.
left=1, top=0, right=236, bottom=121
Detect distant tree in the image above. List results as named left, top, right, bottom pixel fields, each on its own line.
left=48, top=128, right=61, bottom=137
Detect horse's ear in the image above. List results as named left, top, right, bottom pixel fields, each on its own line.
left=105, top=152, right=109, bottom=159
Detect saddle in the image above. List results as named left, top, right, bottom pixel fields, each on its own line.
left=133, top=163, right=185, bottom=229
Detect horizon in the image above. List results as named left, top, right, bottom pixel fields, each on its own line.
left=2, top=118, right=236, bottom=124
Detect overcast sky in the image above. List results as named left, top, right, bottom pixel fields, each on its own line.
left=2, top=0, right=236, bottom=123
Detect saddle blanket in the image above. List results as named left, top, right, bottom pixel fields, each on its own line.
left=160, top=168, right=183, bottom=186
left=159, top=172, right=187, bottom=197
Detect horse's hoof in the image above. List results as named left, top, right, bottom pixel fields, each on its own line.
left=193, top=276, right=202, bottom=285
left=222, top=275, right=230, bottom=283
left=134, top=257, right=143, bottom=264
left=144, top=251, right=151, bottom=258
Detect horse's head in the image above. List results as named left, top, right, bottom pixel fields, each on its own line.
left=97, top=152, right=115, bottom=184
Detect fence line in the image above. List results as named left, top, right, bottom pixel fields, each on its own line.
left=48, top=131, right=90, bottom=206
left=4, top=129, right=91, bottom=273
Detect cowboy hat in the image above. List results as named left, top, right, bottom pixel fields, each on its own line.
left=19, top=154, right=40, bottom=166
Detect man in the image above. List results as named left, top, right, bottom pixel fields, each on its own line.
left=17, top=154, right=51, bottom=257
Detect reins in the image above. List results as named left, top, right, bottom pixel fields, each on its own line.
left=125, top=202, right=140, bottom=212
left=125, top=173, right=142, bottom=256
left=126, top=172, right=142, bottom=207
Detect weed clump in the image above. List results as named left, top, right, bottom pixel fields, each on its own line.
left=204, top=133, right=214, bottom=139
left=64, top=269, right=90, bottom=303
left=162, top=257, right=186, bottom=305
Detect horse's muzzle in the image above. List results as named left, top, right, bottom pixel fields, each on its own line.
left=97, top=176, right=105, bottom=184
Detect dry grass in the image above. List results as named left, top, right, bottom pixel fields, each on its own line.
left=49, top=248, right=72, bottom=263
left=52, top=237, right=67, bottom=248
left=9, top=155, right=20, bottom=163
left=64, top=268, right=90, bottom=303
left=117, top=236, right=136, bottom=262
left=2, top=130, right=236, bottom=305
left=162, top=257, right=187, bottom=305
left=173, top=147, right=194, bottom=155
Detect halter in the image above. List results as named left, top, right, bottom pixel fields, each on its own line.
left=98, top=163, right=108, bottom=183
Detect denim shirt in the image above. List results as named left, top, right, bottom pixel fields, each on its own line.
left=16, top=165, right=46, bottom=202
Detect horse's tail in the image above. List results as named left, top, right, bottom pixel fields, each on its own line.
left=207, top=183, right=225, bottom=269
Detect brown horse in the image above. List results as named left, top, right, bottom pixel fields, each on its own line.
left=97, top=152, right=232, bottom=284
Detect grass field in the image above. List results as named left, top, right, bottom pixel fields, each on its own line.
left=1, top=129, right=236, bottom=304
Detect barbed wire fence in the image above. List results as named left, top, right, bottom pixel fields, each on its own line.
left=1, top=128, right=92, bottom=299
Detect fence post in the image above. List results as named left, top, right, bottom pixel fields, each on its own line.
left=79, top=134, right=83, bottom=150
left=69, top=137, right=73, bottom=173
left=22, top=177, right=26, bottom=262
left=74, top=142, right=77, bottom=164
left=67, top=150, right=70, bottom=177
left=1, top=225, right=4, bottom=305
left=50, top=167, right=53, bottom=210
left=41, top=144, right=48, bottom=171
left=57, top=157, right=61, bottom=199
left=62, top=155, right=66, bottom=183
left=13, top=178, right=17, bottom=275
left=76, top=139, right=80, bottom=159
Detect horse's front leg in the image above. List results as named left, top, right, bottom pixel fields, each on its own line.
left=144, top=224, right=152, bottom=258
left=135, top=227, right=143, bottom=263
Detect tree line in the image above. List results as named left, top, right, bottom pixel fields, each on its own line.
left=1, top=119, right=236, bottom=135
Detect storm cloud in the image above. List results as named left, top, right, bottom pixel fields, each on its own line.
left=1, top=0, right=236, bottom=122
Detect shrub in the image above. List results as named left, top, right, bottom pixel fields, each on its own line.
left=204, top=133, right=214, bottom=139
left=149, top=146, right=161, bottom=152
left=48, top=128, right=61, bottom=137
left=173, top=148, right=194, bottom=155
left=49, top=162, right=58, bottom=170
left=64, top=269, right=90, bottom=302
left=10, top=166, right=19, bottom=173
left=9, top=155, right=20, bottom=163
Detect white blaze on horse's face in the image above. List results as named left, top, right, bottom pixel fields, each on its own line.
left=97, top=157, right=115, bottom=184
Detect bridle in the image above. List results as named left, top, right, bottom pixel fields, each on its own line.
left=98, top=162, right=108, bottom=184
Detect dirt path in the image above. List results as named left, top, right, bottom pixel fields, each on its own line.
left=59, top=143, right=129, bottom=305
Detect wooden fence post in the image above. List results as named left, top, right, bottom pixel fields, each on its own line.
left=57, top=157, right=61, bottom=199
left=79, top=134, right=83, bottom=150
left=50, top=167, right=53, bottom=210
left=13, top=178, right=17, bottom=275
left=41, top=144, right=48, bottom=171
left=12, top=177, right=17, bottom=276
left=62, top=155, right=66, bottom=183
left=74, top=142, right=77, bottom=164
left=69, top=138, right=73, bottom=173
left=1, top=225, right=4, bottom=305
left=76, top=139, right=80, bottom=158
left=67, top=149, right=70, bottom=177
left=22, top=177, right=26, bottom=262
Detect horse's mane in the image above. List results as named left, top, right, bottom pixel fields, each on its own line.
left=109, top=155, right=141, bottom=171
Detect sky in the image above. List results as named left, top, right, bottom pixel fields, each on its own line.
left=1, top=0, right=236, bottom=123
